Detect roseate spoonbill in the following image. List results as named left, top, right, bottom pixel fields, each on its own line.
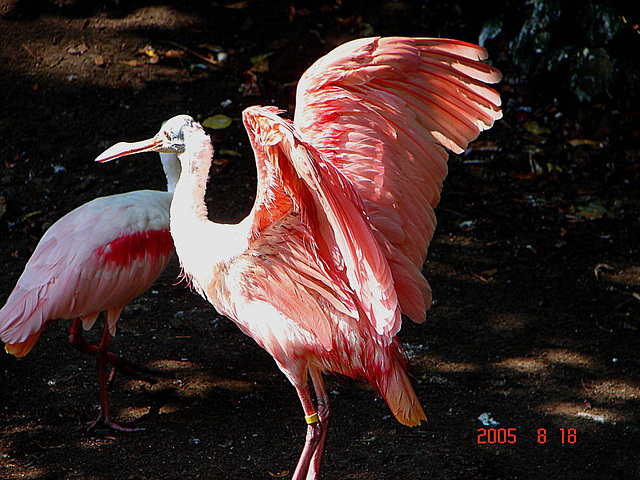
left=0, top=153, right=179, bottom=432
left=97, top=36, right=501, bottom=477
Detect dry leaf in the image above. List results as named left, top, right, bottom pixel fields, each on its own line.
left=142, top=45, right=158, bottom=58
left=219, top=149, right=242, bottom=157
left=567, top=202, right=611, bottom=221
left=523, top=120, right=550, bottom=136
left=67, top=43, right=89, bottom=55
left=335, top=15, right=356, bottom=26
left=212, top=157, right=230, bottom=167
left=268, top=471, right=290, bottom=478
left=224, top=1, right=250, bottom=8
left=482, top=268, right=498, bottom=277
left=202, top=114, right=232, bottom=130
left=22, top=210, right=42, bottom=220
left=164, top=49, right=185, bottom=60
left=250, top=51, right=273, bottom=73
left=94, top=55, right=105, bottom=67
left=568, top=138, right=605, bottom=148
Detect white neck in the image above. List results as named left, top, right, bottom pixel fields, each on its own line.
left=159, top=152, right=181, bottom=193
left=169, top=127, right=252, bottom=298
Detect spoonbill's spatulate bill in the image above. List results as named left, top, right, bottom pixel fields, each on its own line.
left=96, top=36, right=501, bottom=478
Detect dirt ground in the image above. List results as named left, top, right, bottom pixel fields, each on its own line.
left=1, top=1, right=639, bottom=479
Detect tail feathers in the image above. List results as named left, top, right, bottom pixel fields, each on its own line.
left=5, top=331, right=42, bottom=357
left=370, top=343, right=426, bottom=426
left=0, top=286, right=48, bottom=353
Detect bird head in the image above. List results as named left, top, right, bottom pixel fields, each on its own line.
left=95, top=115, right=198, bottom=163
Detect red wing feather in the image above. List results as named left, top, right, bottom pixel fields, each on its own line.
left=294, top=36, right=502, bottom=323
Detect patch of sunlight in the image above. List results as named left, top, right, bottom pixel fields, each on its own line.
left=79, top=436, right=118, bottom=450
left=537, top=401, right=634, bottom=424
left=3, top=465, right=49, bottom=479
left=494, top=356, right=547, bottom=373
left=159, top=403, right=181, bottom=415
left=94, top=6, right=198, bottom=30
left=2, top=423, right=42, bottom=436
left=542, top=348, right=593, bottom=368
left=423, top=354, right=479, bottom=373
left=495, top=348, right=594, bottom=374
left=117, top=405, right=152, bottom=421
left=122, top=359, right=255, bottom=397
left=147, top=359, right=201, bottom=371
left=583, top=379, right=640, bottom=402
left=3, top=9, right=199, bottom=88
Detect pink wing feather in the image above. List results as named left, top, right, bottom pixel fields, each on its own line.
left=294, top=37, right=502, bottom=323
left=242, top=106, right=402, bottom=346
left=0, top=190, right=174, bottom=356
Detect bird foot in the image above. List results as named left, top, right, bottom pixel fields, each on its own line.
left=87, top=411, right=146, bottom=434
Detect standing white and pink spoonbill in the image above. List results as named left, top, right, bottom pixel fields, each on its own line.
left=96, top=37, right=501, bottom=478
left=0, top=153, right=180, bottom=432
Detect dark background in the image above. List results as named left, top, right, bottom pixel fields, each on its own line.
left=1, top=1, right=639, bottom=478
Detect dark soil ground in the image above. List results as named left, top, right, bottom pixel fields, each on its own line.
left=1, top=1, right=639, bottom=479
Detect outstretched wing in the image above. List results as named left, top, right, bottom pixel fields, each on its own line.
left=293, top=36, right=502, bottom=323
left=242, top=106, right=402, bottom=345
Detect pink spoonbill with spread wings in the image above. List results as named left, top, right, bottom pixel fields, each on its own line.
left=0, top=153, right=179, bottom=432
left=96, top=37, right=501, bottom=478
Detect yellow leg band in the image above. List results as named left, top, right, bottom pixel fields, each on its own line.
left=305, top=412, right=319, bottom=424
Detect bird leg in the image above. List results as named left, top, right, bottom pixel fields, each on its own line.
left=68, top=318, right=155, bottom=383
left=86, top=321, right=145, bottom=434
left=291, top=371, right=328, bottom=480
left=306, top=368, right=330, bottom=480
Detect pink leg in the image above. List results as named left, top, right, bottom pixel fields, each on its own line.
left=68, top=318, right=153, bottom=381
left=306, top=368, right=330, bottom=480
left=291, top=380, right=324, bottom=480
left=86, top=321, right=145, bottom=433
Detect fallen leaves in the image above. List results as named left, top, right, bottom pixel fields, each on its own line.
left=249, top=51, right=273, bottom=73
left=523, top=120, right=550, bottom=136
left=202, top=114, right=232, bottom=130
left=224, top=0, right=251, bottom=8
left=268, top=471, right=290, bottom=478
left=67, top=43, right=89, bottom=55
left=65, top=42, right=106, bottom=68
left=139, top=45, right=160, bottom=64
left=565, top=200, right=612, bottom=221
left=567, top=138, right=606, bottom=148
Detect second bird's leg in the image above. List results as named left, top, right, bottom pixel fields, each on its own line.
left=87, top=321, right=145, bottom=434
left=68, top=318, right=154, bottom=382
left=291, top=371, right=327, bottom=480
